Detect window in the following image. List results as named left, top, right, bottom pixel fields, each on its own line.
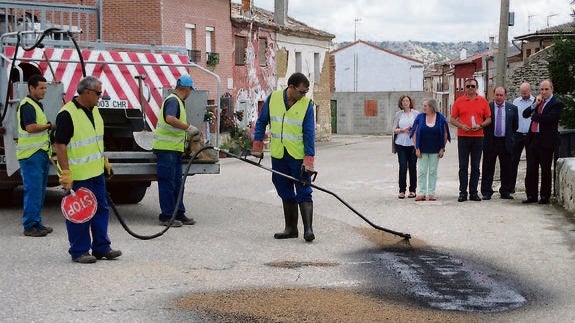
left=205, top=26, right=215, bottom=53
left=295, top=51, right=302, bottom=73
left=185, top=24, right=200, bottom=63
left=258, top=37, right=267, bottom=67
left=235, top=35, right=246, bottom=65
left=314, top=53, right=320, bottom=83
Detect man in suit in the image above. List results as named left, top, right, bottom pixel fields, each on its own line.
left=481, top=86, right=519, bottom=200
left=522, top=79, right=564, bottom=205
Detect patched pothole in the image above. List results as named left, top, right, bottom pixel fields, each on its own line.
left=376, top=248, right=527, bottom=313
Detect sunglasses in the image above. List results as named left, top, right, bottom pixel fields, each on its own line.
left=465, top=84, right=476, bottom=89
left=294, top=87, right=308, bottom=94
left=86, top=88, right=102, bottom=96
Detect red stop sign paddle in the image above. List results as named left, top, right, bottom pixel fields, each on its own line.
left=61, top=187, right=98, bottom=223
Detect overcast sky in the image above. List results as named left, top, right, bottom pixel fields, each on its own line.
left=242, top=0, right=574, bottom=42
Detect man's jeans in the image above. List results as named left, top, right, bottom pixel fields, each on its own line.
left=457, top=136, right=484, bottom=196
left=19, top=150, right=49, bottom=230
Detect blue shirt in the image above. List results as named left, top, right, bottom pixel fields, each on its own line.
left=254, top=90, right=315, bottom=157
left=419, top=120, right=442, bottom=153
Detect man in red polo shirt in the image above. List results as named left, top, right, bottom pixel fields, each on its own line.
left=450, top=78, right=492, bottom=202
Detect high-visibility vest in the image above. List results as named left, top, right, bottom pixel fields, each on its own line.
left=16, top=96, right=50, bottom=160
left=269, top=90, right=310, bottom=159
left=59, top=101, right=105, bottom=180
left=152, top=93, right=187, bottom=152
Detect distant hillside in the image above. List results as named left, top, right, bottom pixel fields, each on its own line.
left=336, top=41, right=490, bottom=66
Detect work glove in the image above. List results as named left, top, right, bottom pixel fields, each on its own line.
left=59, top=170, right=73, bottom=191
left=104, top=157, right=114, bottom=178
left=302, top=155, right=315, bottom=173
left=186, top=125, right=200, bottom=137
left=47, top=121, right=56, bottom=131
left=251, top=140, right=264, bottom=158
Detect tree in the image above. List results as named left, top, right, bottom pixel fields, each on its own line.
left=548, top=37, right=575, bottom=128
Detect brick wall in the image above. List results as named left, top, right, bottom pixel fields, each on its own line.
left=505, top=48, right=551, bottom=100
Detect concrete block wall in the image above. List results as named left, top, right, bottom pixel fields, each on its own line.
left=556, top=158, right=575, bottom=214
left=331, top=91, right=427, bottom=135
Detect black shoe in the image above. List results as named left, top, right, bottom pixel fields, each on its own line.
left=93, top=249, right=122, bottom=260
left=23, top=226, right=48, bottom=237
left=73, top=253, right=97, bottom=264
left=522, top=198, right=537, bottom=204
left=482, top=195, right=492, bottom=200
left=538, top=198, right=550, bottom=205
left=159, top=219, right=183, bottom=227
left=469, top=194, right=482, bottom=201
left=39, top=225, right=53, bottom=234
left=458, top=194, right=467, bottom=202
left=500, top=194, right=514, bottom=200
left=176, top=213, right=196, bottom=225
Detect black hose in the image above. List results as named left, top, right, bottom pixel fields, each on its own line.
left=107, top=146, right=214, bottom=240
left=217, top=148, right=412, bottom=240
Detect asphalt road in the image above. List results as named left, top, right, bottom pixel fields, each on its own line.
left=2, top=134, right=575, bottom=321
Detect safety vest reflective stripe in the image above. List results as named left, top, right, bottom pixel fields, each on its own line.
left=268, top=90, right=309, bottom=159
left=152, top=93, right=187, bottom=152
left=59, top=101, right=105, bottom=181
left=16, top=97, right=50, bottom=160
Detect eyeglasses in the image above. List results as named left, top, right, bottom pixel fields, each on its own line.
left=541, top=88, right=550, bottom=90
left=86, top=88, right=102, bottom=96
left=465, top=84, right=476, bottom=89
left=295, top=87, right=308, bottom=94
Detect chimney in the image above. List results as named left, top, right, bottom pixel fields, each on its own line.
left=459, top=48, right=467, bottom=60
left=242, top=0, right=251, bottom=12
left=274, top=0, right=288, bottom=26
left=488, top=36, right=495, bottom=57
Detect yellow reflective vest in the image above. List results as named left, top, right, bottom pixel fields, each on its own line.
left=269, top=90, right=310, bottom=159
left=59, top=101, right=105, bottom=181
left=152, top=93, right=187, bottom=152
left=16, top=96, right=50, bottom=160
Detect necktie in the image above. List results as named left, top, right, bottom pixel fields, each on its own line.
left=530, top=101, right=545, bottom=133
left=496, top=105, right=503, bottom=136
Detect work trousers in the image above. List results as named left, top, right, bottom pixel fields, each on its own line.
left=66, top=174, right=112, bottom=259
left=156, top=151, right=186, bottom=221
left=271, top=153, right=312, bottom=204
left=19, top=150, right=49, bottom=230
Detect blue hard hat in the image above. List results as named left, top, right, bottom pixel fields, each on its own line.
left=177, top=75, right=194, bottom=89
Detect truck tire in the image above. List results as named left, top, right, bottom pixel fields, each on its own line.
left=0, top=187, right=15, bottom=207
left=107, top=182, right=150, bottom=204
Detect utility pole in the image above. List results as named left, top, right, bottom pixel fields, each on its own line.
left=546, top=14, right=558, bottom=27
left=354, top=18, right=361, bottom=41
left=495, top=0, right=509, bottom=88
left=528, top=14, right=535, bottom=32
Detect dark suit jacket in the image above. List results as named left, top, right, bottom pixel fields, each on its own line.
left=484, top=101, right=518, bottom=153
left=523, top=95, right=564, bottom=149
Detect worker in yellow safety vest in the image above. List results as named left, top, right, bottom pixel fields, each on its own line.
left=17, top=74, right=55, bottom=237
left=251, top=72, right=316, bottom=242
left=54, top=76, right=121, bottom=264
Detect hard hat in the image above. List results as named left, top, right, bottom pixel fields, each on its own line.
left=177, top=75, right=194, bottom=89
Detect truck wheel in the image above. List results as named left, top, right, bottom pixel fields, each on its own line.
left=0, top=187, right=15, bottom=207
left=107, top=182, right=149, bottom=204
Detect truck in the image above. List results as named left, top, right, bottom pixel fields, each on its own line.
left=0, top=1, right=220, bottom=206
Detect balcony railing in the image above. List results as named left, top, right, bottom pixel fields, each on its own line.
left=188, top=49, right=201, bottom=63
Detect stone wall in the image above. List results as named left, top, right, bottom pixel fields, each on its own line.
left=506, top=48, right=551, bottom=100
left=556, top=158, right=575, bottom=214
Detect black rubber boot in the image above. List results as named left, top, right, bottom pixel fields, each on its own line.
left=274, top=200, right=299, bottom=239
left=299, top=201, right=315, bottom=242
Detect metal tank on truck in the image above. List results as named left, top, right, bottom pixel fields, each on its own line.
left=0, top=1, right=220, bottom=206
